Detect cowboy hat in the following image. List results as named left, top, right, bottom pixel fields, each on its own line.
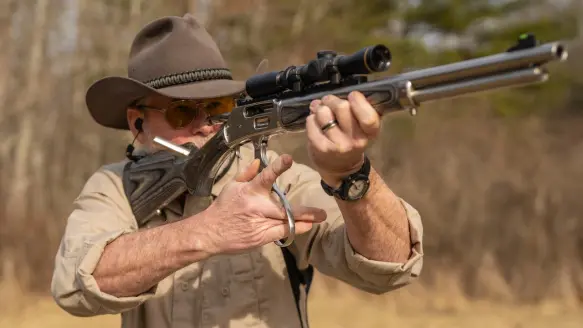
left=85, top=13, right=245, bottom=130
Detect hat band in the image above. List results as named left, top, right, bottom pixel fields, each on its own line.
left=144, top=68, right=233, bottom=89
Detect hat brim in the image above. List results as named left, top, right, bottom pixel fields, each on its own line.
left=86, top=76, right=246, bottom=130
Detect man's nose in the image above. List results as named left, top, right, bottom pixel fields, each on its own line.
left=196, top=124, right=216, bottom=136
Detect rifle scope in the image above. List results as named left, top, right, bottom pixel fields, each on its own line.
left=245, top=44, right=392, bottom=99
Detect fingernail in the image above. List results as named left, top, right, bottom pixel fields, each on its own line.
left=310, top=100, right=320, bottom=109
left=349, top=91, right=361, bottom=102
left=247, top=159, right=259, bottom=170
left=282, top=154, right=293, bottom=166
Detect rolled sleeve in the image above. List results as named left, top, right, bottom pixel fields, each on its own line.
left=343, top=198, right=424, bottom=292
left=51, top=164, right=157, bottom=316
left=76, top=230, right=158, bottom=314
left=274, top=156, right=424, bottom=294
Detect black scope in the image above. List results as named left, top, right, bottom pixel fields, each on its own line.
left=245, top=44, right=392, bottom=99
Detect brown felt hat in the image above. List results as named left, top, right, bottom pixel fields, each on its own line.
left=85, top=14, right=245, bottom=130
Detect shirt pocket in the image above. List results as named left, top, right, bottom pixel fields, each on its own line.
left=227, top=252, right=257, bottom=282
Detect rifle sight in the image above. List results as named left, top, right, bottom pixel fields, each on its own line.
left=245, top=45, right=392, bottom=99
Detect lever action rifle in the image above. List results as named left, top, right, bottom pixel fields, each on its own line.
left=122, top=34, right=568, bottom=247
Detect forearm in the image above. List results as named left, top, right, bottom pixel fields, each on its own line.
left=337, top=166, right=412, bottom=263
left=93, top=214, right=212, bottom=297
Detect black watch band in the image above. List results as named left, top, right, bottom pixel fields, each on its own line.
left=320, top=156, right=371, bottom=201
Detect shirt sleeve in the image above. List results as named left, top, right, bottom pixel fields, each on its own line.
left=50, top=164, right=164, bottom=316
left=275, top=157, right=424, bottom=294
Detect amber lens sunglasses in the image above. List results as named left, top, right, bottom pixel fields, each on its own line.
left=136, top=97, right=235, bottom=129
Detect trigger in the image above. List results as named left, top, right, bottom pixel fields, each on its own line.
left=252, top=136, right=270, bottom=170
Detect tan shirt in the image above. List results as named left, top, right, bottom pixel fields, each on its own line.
left=51, top=143, right=424, bottom=328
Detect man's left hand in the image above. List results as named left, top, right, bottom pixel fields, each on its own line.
left=306, top=91, right=381, bottom=188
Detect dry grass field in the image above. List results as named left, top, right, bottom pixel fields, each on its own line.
left=2, top=114, right=583, bottom=328
left=1, top=2, right=582, bottom=328
left=2, top=273, right=582, bottom=328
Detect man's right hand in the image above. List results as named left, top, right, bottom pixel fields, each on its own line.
left=196, top=154, right=327, bottom=255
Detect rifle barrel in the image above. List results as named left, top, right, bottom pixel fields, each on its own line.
left=411, top=67, right=548, bottom=104
left=395, top=42, right=566, bottom=89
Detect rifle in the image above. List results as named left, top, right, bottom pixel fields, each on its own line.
left=122, top=33, right=568, bottom=247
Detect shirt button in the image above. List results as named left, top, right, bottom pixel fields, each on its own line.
left=180, top=281, right=189, bottom=291
left=221, top=287, right=230, bottom=296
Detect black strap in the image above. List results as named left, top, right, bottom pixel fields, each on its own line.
left=281, top=247, right=314, bottom=328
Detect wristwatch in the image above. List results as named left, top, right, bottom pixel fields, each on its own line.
left=321, top=156, right=371, bottom=201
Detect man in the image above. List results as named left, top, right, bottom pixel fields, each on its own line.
left=51, top=13, right=423, bottom=328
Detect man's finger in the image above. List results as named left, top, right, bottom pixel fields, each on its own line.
left=250, top=154, right=293, bottom=190
left=292, top=205, right=327, bottom=223
left=347, top=91, right=380, bottom=137
left=309, top=99, right=322, bottom=113
left=264, top=206, right=327, bottom=242
left=321, top=95, right=354, bottom=136
left=314, top=104, right=353, bottom=152
left=265, top=221, right=315, bottom=243
left=266, top=201, right=328, bottom=223
left=235, top=159, right=261, bottom=182
left=306, top=114, right=336, bottom=153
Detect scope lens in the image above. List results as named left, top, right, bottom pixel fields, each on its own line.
left=368, top=46, right=391, bottom=71
left=336, top=45, right=391, bottom=75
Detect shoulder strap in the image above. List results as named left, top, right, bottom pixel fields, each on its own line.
left=281, top=246, right=314, bottom=328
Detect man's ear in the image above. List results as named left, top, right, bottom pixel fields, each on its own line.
left=127, top=107, right=144, bottom=138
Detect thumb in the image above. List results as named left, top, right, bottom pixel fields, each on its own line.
left=250, top=154, right=293, bottom=191
left=235, top=159, right=261, bottom=182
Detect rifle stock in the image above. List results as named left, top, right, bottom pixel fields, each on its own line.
left=122, top=34, right=568, bottom=246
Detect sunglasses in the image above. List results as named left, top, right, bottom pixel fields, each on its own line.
left=136, top=97, right=235, bottom=129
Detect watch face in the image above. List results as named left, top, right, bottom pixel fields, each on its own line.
left=348, top=178, right=370, bottom=200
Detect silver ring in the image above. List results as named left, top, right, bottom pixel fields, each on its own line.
left=321, top=120, right=338, bottom=132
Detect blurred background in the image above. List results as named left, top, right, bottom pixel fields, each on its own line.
left=0, top=0, right=582, bottom=327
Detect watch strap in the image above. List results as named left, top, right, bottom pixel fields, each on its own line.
left=321, top=156, right=371, bottom=201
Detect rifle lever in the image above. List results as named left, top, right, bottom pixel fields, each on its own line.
left=252, top=136, right=296, bottom=247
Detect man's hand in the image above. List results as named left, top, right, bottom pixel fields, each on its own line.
left=91, top=155, right=325, bottom=298
left=305, top=91, right=413, bottom=263
left=306, top=91, right=380, bottom=187
left=197, top=154, right=327, bottom=255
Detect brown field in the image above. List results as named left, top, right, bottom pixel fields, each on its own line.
left=1, top=2, right=582, bottom=328
left=2, top=109, right=583, bottom=328
left=2, top=273, right=582, bottom=328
